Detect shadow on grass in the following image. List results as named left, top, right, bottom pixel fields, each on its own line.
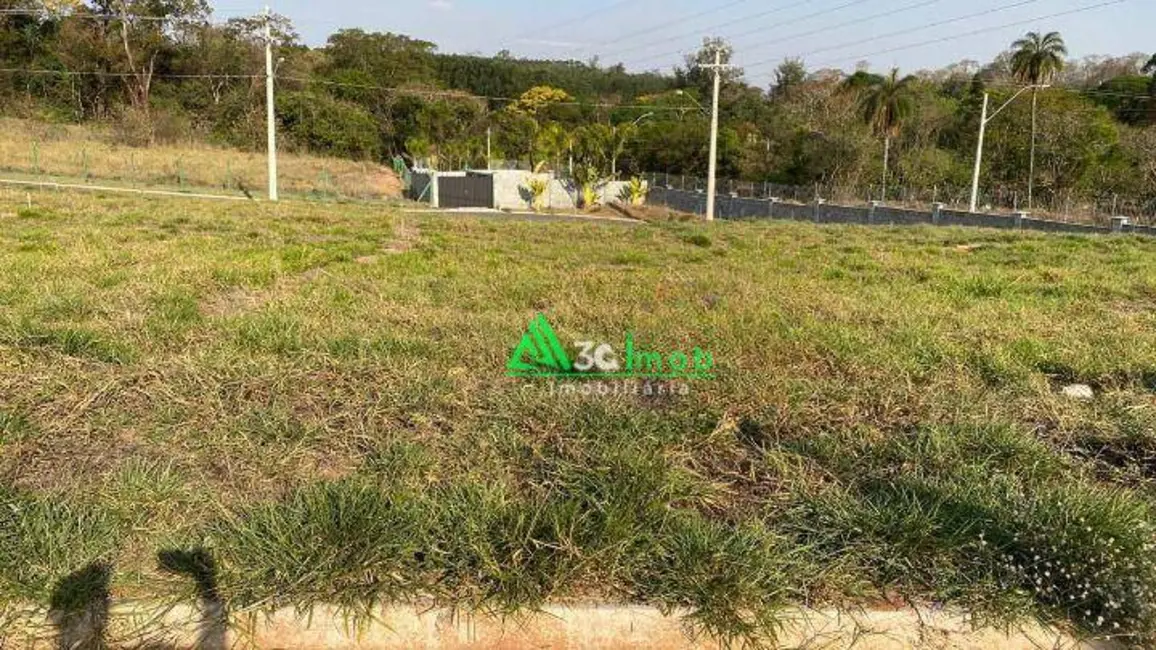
left=49, top=562, right=111, bottom=650
left=158, top=549, right=226, bottom=650
left=42, top=552, right=225, bottom=650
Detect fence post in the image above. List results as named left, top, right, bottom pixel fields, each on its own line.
left=767, top=196, right=778, bottom=219
left=1015, top=211, right=1028, bottom=229
left=868, top=200, right=881, bottom=225
left=932, top=202, right=945, bottom=225
left=813, top=197, right=825, bottom=223
left=1111, top=216, right=1129, bottom=234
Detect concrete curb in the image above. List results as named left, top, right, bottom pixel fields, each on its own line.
left=2, top=602, right=1118, bottom=649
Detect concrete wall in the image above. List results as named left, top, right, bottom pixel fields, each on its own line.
left=875, top=206, right=933, bottom=225
left=771, top=201, right=814, bottom=222
left=647, top=187, right=1130, bottom=238
left=489, top=170, right=638, bottom=211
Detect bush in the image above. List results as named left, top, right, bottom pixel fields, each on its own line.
left=276, top=91, right=382, bottom=161
left=110, top=105, right=194, bottom=147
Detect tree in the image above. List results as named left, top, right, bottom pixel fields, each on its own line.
left=509, top=85, right=573, bottom=118
left=1010, top=30, right=1067, bottom=209
left=678, top=37, right=743, bottom=98
left=322, top=29, right=437, bottom=87
left=858, top=68, right=914, bottom=201
left=107, top=0, right=210, bottom=114
left=608, top=123, right=637, bottom=178
left=771, top=58, right=806, bottom=98
left=1145, top=53, right=1156, bottom=93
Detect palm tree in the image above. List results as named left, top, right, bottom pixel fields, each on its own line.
left=1010, top=31, right=1067, bottom=210
left=859, top=68, right=915, bottom=202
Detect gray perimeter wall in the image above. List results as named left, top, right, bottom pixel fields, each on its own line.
left=646, top=187, right=1140, bottom=237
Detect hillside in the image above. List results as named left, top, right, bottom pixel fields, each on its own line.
left=0, top=118, right=402, bottom=200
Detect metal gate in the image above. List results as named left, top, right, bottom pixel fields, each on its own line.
left=439, top=173, right=494, bottom=209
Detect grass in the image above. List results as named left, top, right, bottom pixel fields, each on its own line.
left=2, top=188, right=1156, bottom=646
left=0, top=117, right=402, bottom=200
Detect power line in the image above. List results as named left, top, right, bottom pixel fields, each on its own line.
left=0, top=8, right=234, bottom=23
left=595, top=0, right=817, bottom=63
left=985, top=80, right=1153, bottom=102
left=284, top=75, right=699, bottom=111
left=0, top=67, right=261, bottom=80
left=559, top=0, right=755, bottom=59
left=504, top=0, right=640, bottom=44
left=628, top=0, right=884, bottom=70
left=742, top=0, right=1046, bottom=73
left=0, top=66, right=700, bottom=113
left=628, top=0, right=946, bottom=72
left=803, top=0, right=1128, bottom=71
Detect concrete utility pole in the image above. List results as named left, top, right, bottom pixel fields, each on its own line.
left=969, top=93, right=990, bottom=213
left=486, top=126, right=492, bottom=170
left=264, top=5, right=279, bottom=201
left=969, top=84, right=1047, bottom=213
left=705, top=48, right=723, bottom=222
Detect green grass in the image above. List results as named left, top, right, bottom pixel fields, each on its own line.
left=3, top=188, right=1156, bottom=646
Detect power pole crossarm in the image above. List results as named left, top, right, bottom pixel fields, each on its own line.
left=264, top=5, right=279, bottom=202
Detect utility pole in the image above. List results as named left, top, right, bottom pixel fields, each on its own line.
left=704, top=48, right=725, bottom=222
left=969, top=84, right=1047, bottom=213
left=1028, top=87, right=1038, bottom=211
left=264, top=5, right=278, bottom=202
left=969, top=93, right=990, bottom=213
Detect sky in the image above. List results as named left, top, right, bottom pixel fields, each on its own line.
left=211, top=0, right=1151, bottom=86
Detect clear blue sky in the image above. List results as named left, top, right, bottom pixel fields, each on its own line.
left=214, top=0, right=1150, bottom=86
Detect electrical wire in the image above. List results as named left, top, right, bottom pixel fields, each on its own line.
left=626, top=0, right=880, bottom=69
left=741, top=0, right=1047, bottom=73
left=0, top=67, right=702, bottom=113
left=625, top=0, right=945, bottom=71
left=503, top=0, right=641, bottom=44
left=0, top=8, right=229, bottom=23
left=802, top=0, right=1128, bottom=71
left=557, top=0, right=755, bottom=58
left=594, top=0, right=817, bottom=62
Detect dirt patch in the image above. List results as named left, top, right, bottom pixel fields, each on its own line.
left=611, top=202, right=697, bottom=223
left=200, top=287, right=275, bottom=319
left=376, top=169, right=404, bottom=198
left=356, top=220, right=421, bottom=264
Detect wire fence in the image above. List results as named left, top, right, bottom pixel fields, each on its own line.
left=641, top=172, right=1156, bottom=225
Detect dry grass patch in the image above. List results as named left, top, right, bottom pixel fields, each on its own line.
left=0, top=117, right=402, bottom=200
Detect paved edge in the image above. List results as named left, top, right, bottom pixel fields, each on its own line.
left=1, top=602, right=1121, bottom=649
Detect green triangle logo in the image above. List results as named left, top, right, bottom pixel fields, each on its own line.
left=508, top=314, right=572, bottom=376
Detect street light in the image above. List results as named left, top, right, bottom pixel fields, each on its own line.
left=631, top=111, right=655, bottom=127
left=611, top=113, right=654, bottom=178
left=674, top=90, right=707, bottom=115
left=969, top=84, right=1050, bottom=213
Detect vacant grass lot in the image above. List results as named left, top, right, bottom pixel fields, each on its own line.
left=2, top=189, right=1156, bottom=646
left=0, top=117, right=402, bottom=200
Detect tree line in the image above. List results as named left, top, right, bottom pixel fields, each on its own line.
left=2, top=0, right=1156, bottom=212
